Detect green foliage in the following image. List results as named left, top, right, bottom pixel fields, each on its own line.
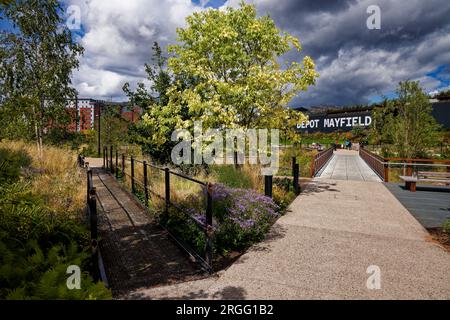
left=123, top=42, right=180, bottom=163
left=0, top=238, right=110, bottom=299
left=0, top=147, right=32, bottom=184
left=128, top=3, right=316, bottom=163
left=160, top=208, right=207, bottom=256
left=101, top=105, right=133, bottom=147
left=369, top=81, right=442, bottom=158
left=443, top=220, right=450, bottom=235
left=160, top=184, right=280, bottom=257
left=209, top=165, right=253, bottom=189
left=123, top=42, right=172, bottom=110
left=272, top=185, right=296, bottom=210
left=166, top=2, right=316, bottom=131
left=0, top=147, right=111, bottom=299
left=0, top=0, right=83, bottom=152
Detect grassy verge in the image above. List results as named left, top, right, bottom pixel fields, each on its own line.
left=0, top=140, right=111, bottom=299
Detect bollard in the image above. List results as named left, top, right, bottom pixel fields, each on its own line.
left=165, top=168, right=170, bottom=213
left=143, top=161, right=149, bottom=206
left=292, top=157, right=300, bottom=195
left=264, top=175, right=273, bottom=198
left=131, top=156, right=135, bottom=194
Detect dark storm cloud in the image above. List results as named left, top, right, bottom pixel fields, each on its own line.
left=245, top=0, right=450, bottom=106
left=65, top=0, right=450, bottom=105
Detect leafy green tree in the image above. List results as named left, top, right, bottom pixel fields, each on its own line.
left=165, top=2, right=316, bottom=131
left=122, top=42, right=172, bottom=110
left=0, top=0, right=83, bottom=156
left=123, top=42, right=194, bottom=162
left=370, top=81, right=442, bottom=158
left=133, top=3, right=316, bottom=162
left=99, top=104, right=133, bottom=148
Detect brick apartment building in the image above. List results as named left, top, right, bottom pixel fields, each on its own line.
left=65, top=99, right=142, bottom=132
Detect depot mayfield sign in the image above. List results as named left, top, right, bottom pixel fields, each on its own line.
left=296, top=110, right=373, bottom=133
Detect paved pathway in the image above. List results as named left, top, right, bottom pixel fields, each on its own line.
left=317, top=150, right=381, bottom=182
left=128, top=179, right=450, bottom=300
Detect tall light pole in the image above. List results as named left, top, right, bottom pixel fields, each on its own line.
left=97, top=100, right=102, bottom=157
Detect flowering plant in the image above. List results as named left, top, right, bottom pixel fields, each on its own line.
left=161, top=183, right=282, bottom=257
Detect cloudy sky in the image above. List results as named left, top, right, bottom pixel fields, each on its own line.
left=61, top=0, right=450, bottom=107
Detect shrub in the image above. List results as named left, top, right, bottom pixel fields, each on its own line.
left=0, top=147, right=32, bottom=184
left=210, top=165, right=253, bottom=189
left=272, top=185, right=297, bottom=210
left=0, top=141, right=111, bottom=299
left=160, top=183, right=281, bottom=257
left=211, top=185, right=280, bottom=253
left=444, top=220, right=450, bottom=235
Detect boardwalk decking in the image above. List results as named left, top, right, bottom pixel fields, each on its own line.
left=316, top=150, right=381, bottom=182
left=93, top=169, right=204, bottom=297
left=384, top=183, right=450, bottom=228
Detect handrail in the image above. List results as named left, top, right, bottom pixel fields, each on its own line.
left=169, top=170, right=207, bottom=186
left=102, top=146, right=213, bottom=272
left=359, top=147, right=386, bottom=180
left=86, top=169, right=100, bottom=282
left=310, top=146, right=334, bottom=177
left=120, top=154, right=207, bottom=185
left=359, top=147, right=450, bottom=182
left=385, top=157, right=450, bottom=163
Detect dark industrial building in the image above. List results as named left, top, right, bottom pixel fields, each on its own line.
left=295, top=98, right=450, bottom=133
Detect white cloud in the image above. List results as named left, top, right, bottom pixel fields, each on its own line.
left=66, top=0, right=202, bottom=99
left=65, top=0, right=450, bottom=105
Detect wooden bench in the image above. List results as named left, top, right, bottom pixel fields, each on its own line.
left=399, top=171, right=450, bottom=192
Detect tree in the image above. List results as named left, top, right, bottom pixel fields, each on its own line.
left=165, top=2, right=317, bottom=132
left=101, top=104, right=132, bottom=147
left=0, top=0, right=83, bottom=156
left=370, top=81, right=442, bottom=158
left=122, top=42, right=187, bottom=162
left=122, top=42, right=172, bottom=110
left=132, top=3, right=317, bottom=162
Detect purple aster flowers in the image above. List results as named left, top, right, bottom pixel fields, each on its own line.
left=210, top=183, right=280, bottom=230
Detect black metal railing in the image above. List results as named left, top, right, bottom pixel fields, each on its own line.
left=103, top=146, right=214, bottom=272
left=271, top=157, right=301, bottom=195
left=101, top=146, right=305, bottom=271
left=86, top=169, right=100, bottom=281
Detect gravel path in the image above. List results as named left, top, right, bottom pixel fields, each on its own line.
left=129, top=179, right=450, bottom=299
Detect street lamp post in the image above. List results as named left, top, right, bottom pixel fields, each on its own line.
left=97, top=101, right=101, bottom=157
